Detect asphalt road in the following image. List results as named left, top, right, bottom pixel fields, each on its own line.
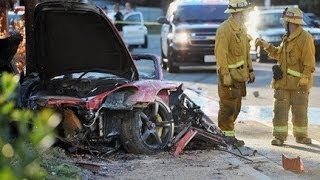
left=134, top=35, right=320, bottom=109
left=134, top=34, right=320, bottom=83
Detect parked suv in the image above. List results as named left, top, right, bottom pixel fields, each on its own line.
left=247, top=7, right=320, bottom=62
left=157, top=0, right=228, bottom=73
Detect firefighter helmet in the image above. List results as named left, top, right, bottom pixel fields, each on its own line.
left=282, top=7, right=304, bottom=25
left=224, top=0, right=251, bottom=13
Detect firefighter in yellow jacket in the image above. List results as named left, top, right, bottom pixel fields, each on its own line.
left=256, top=7, right=315, bottom=146
left=215, top=0, right=255, bottom=146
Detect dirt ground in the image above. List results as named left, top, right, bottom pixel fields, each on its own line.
left=46, top=119, right=320, bottom=180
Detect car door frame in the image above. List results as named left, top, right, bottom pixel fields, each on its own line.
left=132, top=54, right=163, bottom=80
left=123, top=12, right=146, bottom=45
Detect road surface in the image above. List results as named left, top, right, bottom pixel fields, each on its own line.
left=56, top=35, right=320, bottom=180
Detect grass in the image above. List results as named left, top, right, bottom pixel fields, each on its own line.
left=41, top=148, right=84, bottom=180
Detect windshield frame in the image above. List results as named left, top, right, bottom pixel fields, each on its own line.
left=173, top=4, right=229, bottom=23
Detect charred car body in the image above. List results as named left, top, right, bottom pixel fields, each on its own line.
left=13, top=1, right=184, bottom=154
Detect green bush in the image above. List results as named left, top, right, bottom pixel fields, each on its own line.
left=0, top=73, right=61, bottom=179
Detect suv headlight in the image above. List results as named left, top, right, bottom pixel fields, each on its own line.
left=313, top=34, right=320, bottom=40
left=173, top=32, right=189, bottom=44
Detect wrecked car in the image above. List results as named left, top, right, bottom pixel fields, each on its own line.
left=2, top=1, right=238, bottom=156
left=14, top=1, right=181, bottom=154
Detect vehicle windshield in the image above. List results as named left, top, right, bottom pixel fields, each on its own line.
left=256, top=12, right=313, bottom=30
left=174, top=5, right=228, bottom=23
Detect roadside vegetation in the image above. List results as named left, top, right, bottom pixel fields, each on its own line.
left=0, top=73, right=81, bottom=179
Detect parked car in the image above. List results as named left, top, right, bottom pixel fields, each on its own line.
left=108, top=11, right=148, bottom=49
left=305, top=12, right=320, bottom=27
left=247, top=7, right=320, bottom=62
left=157, top=0, right=229, bottom=73
left=14, top=1, right=180, bottom=154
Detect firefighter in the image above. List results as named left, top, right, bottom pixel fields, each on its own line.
left=256, top=7, right=315, bottom=146
left=215, top=0, right=255, bottom=146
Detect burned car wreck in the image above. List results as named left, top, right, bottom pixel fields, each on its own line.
left=15, top=1, right=181, bottom=154
left=3, top=1, right=240, bottom=155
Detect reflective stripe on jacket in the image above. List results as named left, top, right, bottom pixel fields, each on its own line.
left=264, top=26, right=316, bottom=90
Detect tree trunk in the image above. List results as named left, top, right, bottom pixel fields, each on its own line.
left=25, top=0, right=37, bottom=73
left=0, top=1, right=9, bottom=37
left=0, top=9, right=8, bottom=37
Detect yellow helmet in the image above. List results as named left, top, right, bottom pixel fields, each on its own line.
left=282, top=7, right=304, bottom=25
left=224, top=0, right=251, bottom=13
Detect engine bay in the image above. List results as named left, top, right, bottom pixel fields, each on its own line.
left=32, top=74, right=129, bottom=98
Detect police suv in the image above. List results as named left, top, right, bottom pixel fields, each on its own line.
left=157, top=0, right=229, bottom=73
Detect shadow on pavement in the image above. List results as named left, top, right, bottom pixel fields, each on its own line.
left=306, top=143, right=320, bottom=149
left=285, top=144, right=320, bottom=154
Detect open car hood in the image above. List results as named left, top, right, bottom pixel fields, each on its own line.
left=31, top=1, right=138, bottom=80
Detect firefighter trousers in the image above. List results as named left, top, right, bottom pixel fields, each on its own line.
left=273, top=89, right=309, bottom=140
left=218, top=76, right=246, bottom=137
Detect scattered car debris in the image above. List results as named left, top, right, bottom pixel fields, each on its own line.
left=169, top=87, right=255, bottom=161
left=253, top=91, right=260, bottom=98
left=282, top=154, right=304, bottom=173
left=75, top=161, right=107, bottom=173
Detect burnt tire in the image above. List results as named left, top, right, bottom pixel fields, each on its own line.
left=120, top=97, right=174, bottom=154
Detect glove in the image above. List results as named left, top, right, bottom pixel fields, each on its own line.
left=298, top=76, right=309, bottom=87
left=248, top=72, right=255, bottom=83
left=223, top=74, right=232, bottom=86
left=255, top=38, right=270, bottom=49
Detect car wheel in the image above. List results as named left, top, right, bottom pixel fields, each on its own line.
left=121, top=97, right=174, bottom=154
left=16, top=76, right=40, bottom=108
left=141, top=35, right=148, bottom=48
left=167, top=48, right=179, bottom=73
